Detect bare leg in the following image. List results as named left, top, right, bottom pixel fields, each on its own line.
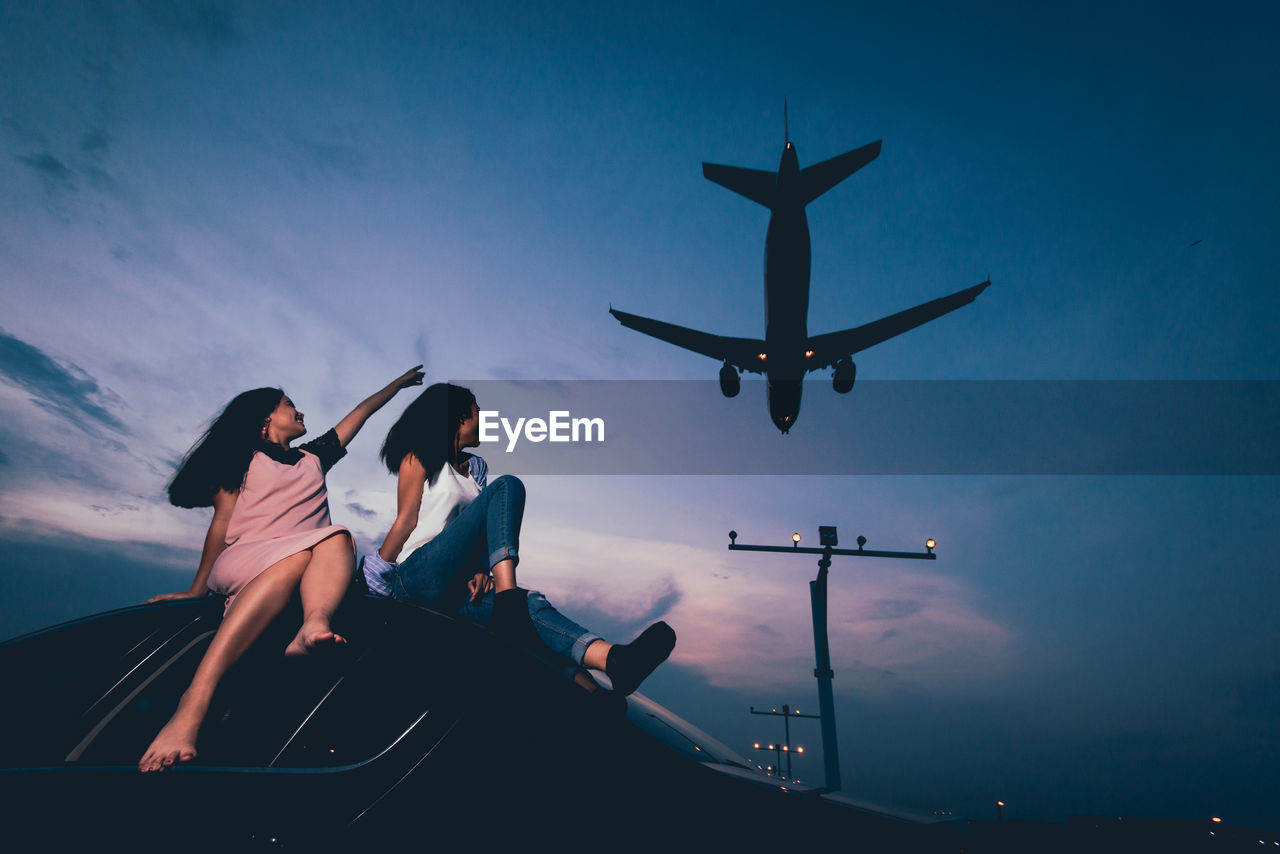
left=582, top=639, right=613, bottom=671
left=491, top=557, right=516, bottom=593
left=138, top=551, right=313, bottom=772
left=285, top=533, right=354, bottom=657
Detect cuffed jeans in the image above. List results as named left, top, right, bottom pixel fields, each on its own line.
left=391, top=474, right=600, bottom=664
left=459, top=590, right=600, bottom=665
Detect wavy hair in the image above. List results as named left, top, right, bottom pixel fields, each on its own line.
left=380, top=383, right=476, bottom=476
left=167, top=387, right=283, bottom=508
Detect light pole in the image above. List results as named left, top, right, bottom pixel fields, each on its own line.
left=750, top=704, right=816, bottom=780
left=728, top=526, right=937, bottom=791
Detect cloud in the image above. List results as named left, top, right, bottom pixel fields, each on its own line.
left=865, top=598, right=925, bottom=620
left=296, top=140, right=366, bottom=182
left=0, top=328, right=127, bottom=434
left=0, top=525, right=198, bottom=641
left=345, top=501, right=379, bottom=520
left=2, top=118, right=47, bottom=148
left=140, top=0, right=239, bottom=53
left=517, top=518, right=1013, bottom=693
left=17, top=152, right=75, bottom=193
left=79, top=127, right=110, bottom=161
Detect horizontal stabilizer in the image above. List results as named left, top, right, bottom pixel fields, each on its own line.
left=610, top=308, right=767, bottom=374
left=805, top=279, right=990, bottom=370
left=701, top=163, right=776, bottom=208
left=799, top=140, right=882, bottom=206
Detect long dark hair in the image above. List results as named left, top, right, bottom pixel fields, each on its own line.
left=168, top=387, right=283, bottom=508
left=380, top=383, right=476, bottom=476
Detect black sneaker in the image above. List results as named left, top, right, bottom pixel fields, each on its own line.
left=489, top=588, right=548, bottom=654
left=605, top=621, right=676, bottom=695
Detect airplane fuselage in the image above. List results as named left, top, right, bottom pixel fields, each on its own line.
left=610, top=128, right=986, bottom=436
left=763, top=143, right=810, bottom=432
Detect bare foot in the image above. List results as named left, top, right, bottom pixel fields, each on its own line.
left=138, top=714, right=200, bottom=772
left=285, top=621, right=346, bottom=657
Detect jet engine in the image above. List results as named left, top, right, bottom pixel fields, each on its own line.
left=832, top=357, right=855, bottom=394
left=719, top=362, right=741, bottom=398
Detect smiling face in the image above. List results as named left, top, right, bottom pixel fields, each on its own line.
left=263, top=395, right=307, bottom=445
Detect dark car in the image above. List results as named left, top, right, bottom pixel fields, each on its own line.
left=0, top=594, right=945, bottom=851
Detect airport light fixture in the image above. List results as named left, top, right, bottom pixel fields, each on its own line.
left=750, top=703, right=818, bottom=781
left=752, top=742, right=804, bottom=780
left=729, top=526, right=937, bottom=792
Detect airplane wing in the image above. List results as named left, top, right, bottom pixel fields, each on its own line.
left=805, top=279, right=990, bottom=370
left=701, top=163, right=777, bottom=209
left=799, top=140, right=882, bottom=206
left=610, top=308, right=767, bottom=374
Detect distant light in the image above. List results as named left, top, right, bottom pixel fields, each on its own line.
left=996, top=801, right=1005, bottom=807
left=797, top=747, right=804, bottom=753
left=782, top=746, right=788, bottom=751
left=758, top=353, right=767, bottom=361
left=804, top=350, right=814, bottom=358
left=1213, top=818, right=1223, bottom=823
left=754, top=743, right=760, bottom=748
left=792, top=533, right=801, bottom=546
left=926, top=539, right=936, bottom=552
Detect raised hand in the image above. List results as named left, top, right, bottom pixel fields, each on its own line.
left=396, top=365, right=425, bottom=390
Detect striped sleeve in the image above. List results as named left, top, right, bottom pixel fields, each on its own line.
left=469, top=455, right=488, bottom=490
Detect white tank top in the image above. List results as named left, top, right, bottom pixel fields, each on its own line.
left=395, top=458, right=482, bottom=563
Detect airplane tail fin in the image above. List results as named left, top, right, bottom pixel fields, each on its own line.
left=701, top=163, right=776, bottom=208
left=799, top=139, right=882, bottom=206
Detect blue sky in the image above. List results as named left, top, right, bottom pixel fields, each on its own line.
left=1, top=0, right=1277, bottom=829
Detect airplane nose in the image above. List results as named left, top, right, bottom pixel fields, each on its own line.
left=768, top=381, right=801, bottom=434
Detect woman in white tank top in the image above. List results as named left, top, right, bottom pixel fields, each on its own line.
left=365, top=383, right=676, bottom=695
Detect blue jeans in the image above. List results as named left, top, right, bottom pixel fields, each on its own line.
left=458, top=590, right=600, bottom=665
left=394, top=474, right=524, bottom=611
left=391, top=474, right=600, bottom=664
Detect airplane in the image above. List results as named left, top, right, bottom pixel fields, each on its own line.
left=610, top=115, right=990, bottom=433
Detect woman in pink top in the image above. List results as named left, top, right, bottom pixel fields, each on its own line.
left=138, top=366, right=424, bottom=773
